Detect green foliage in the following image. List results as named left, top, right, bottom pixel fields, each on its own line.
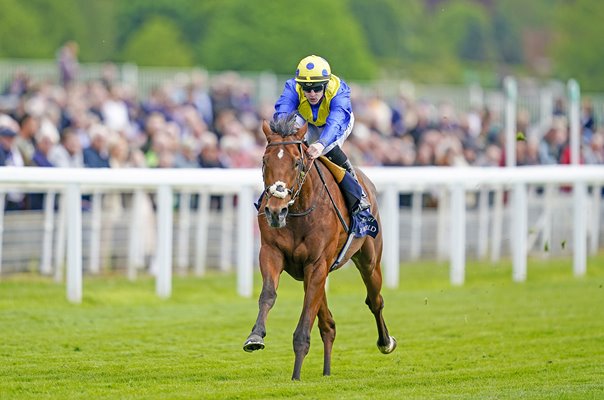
left=492, top=10, right=523, bottom=64
left=1, top=0, right=603, bottom=90
left=196, top=0, right=376, bottom=79
left=0, top=0, right=119, bottom=61
left=25, top=0, right=88, bottom=55
left=347, top=0, right=423, bottom=61
left=115, top=0, right=216, bottom=50
left=74, top=0, right=119, bottom=62
left=0, top=255, right=603, bottom=397
left=120, top=16, right=194, bottom=67
left=431, top=1, right=493, bottom=63
left=0, top=0, right=53, bottom=57
left=553, top=0, right=604, bottom=90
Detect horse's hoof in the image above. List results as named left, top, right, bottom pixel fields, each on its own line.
left=378, top=336, right=397, bottom=354
left=243, top=335, right=265, bottom=352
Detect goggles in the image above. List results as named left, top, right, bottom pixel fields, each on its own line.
left=302, top=84, right=325, bottom=93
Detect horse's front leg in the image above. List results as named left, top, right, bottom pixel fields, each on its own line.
left=291, top=262, right=328, bottom=380
left=243, top=246, right=283, bottom=352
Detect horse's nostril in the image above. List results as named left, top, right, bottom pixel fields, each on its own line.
left=279, top=207, right=288, bottom=217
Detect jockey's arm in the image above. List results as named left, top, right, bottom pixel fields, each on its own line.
left=316, top=94, right=352, bottom=148
left=273, top=80, right=299, bottom=121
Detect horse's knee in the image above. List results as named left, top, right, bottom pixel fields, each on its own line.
left=319, top=320, right=336, bottom=343
left=365, top=294, right=384, bottom=314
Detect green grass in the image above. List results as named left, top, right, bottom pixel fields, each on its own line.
left=1, top=255, right=604, bottom=399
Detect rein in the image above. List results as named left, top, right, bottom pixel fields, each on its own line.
left=313, top=161, right=349, bottom=233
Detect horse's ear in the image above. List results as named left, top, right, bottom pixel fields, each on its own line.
left=295, top=123, right=307, bottom=140
left=262, top=120, right=272, bottom=140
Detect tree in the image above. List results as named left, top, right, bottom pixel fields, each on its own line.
left=0, top=0, right=53, bottom=57
left=196, top=0, right=376, bottom=79
left=115, top=0, right=216, bottom=51
left=553, top=0, right=604, bottom=90
left=120, top=16, right=194, bottom=67
left=347, top=0, right=423, bottom=62
left=431, top=1, right=493, bottom=63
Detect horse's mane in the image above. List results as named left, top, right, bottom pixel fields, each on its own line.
left=269, top=113, right=298, bottom=137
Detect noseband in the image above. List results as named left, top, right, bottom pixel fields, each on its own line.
left=263, top=140, right=315, bottom=212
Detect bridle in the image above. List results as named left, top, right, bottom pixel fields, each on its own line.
left=262, top=137, right=349, bottom=232
left=262, top=140, right=316, bottom=214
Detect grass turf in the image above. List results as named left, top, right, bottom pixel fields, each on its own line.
left=1, top=255, right=603, bottom=399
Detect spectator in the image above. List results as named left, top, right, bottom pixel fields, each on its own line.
left=581, top=99, right=596, bottom=144
left=198, top=133, right=224, bottom=168
left=476, top=143, right=503, bottom=167
left=48, top=128, right=84, bottom=168
left=28, top=123, right=59, bottom=209
left=15, top=113, right=39, bottom=166
left=1, top=59, right=602, bottom=181
left=583, top=131, right=604, bottom=165
left=57, top=40, right=79, bottom=87
left=83, top=124, right=111, bottom=168
left=415, top=141, right=436, bottom=166
left=31, top=121, right=59, bottom=168
left=0, top=118, right=20, bottom=166
left=185, top=70, right=214, bottom=126
left=173, top=137, right=201, bottom=168
left=0, top=114, right=26, bottom=210
left=140, top=112, right=167, bottom=156
left=538, top=125, right=564, bottom=165
left=101, top=83, right=133, bottom=135
left=3, top=69, right=32, bottom=97
left=553, top=97, right=566, bottom=117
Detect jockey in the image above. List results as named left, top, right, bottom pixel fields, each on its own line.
left=273, top=55, right=370, bottom=215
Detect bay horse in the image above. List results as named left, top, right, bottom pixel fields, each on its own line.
left=243, top=114, right=396, bottom=380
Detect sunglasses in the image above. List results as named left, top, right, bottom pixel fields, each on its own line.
left=302, top=84, right=325, bottom=93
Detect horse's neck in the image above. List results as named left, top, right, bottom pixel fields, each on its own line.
left=301, top=162, right=332, bottom=206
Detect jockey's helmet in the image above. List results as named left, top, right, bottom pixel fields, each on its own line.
left=295, top=55, right=331, bottom=86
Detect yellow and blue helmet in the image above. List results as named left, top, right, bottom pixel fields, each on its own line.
left=295, top=55, right=331, bottom=85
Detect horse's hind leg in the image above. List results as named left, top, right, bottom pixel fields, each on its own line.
left=317, top=291, right=336, bottom=376
left=244, top=247, right=282, bottom=352
left=353, top=248, right=397, bottom=354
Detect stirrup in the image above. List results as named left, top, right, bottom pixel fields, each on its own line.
left=353, top=196, right=371, bottom=215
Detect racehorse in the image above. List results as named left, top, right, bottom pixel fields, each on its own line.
left=243, top=114, right=396, bottom=380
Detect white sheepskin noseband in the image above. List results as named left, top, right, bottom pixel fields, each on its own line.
left=268, top=181, right=289, bottom=199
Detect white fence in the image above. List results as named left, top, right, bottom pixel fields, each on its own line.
left=1, top=165, right=603, bottom=303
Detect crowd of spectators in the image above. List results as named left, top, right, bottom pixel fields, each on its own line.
left=1, top=57, right=603, bottom=211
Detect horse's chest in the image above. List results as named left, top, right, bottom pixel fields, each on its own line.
left=282, top=233, right=335, bottom=270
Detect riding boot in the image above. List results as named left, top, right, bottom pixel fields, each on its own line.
left=325, top=146, right=371, bottom=215
left=342, top=160, right=370, bottom=213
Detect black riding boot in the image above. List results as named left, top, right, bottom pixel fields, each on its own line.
left=325, top=146, right=370, bottom=215
left=342, top=160, right=370, bottom=213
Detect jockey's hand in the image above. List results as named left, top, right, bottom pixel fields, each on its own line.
left=307, top=143, right=325, bottom=160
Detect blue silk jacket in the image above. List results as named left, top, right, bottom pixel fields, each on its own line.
left=273, top=74, right=353, bottom=148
